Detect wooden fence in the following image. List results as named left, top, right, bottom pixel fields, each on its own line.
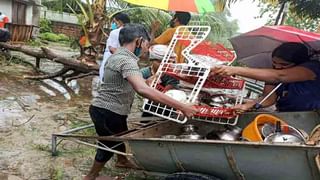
left=6, top=23, right=36, bottom=42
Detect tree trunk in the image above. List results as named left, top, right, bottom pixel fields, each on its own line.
left=274, top=2, right=286, bottom=25
left=78, top=0, right=107, bottom=66
left=0, top=42, right=99, bottom=81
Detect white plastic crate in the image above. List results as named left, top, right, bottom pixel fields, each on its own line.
left=143, top=63, right=210, bottom=124
left=142, top=25, right=245, bottom=125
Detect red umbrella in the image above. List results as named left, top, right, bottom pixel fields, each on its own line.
left=230, top=26, right=320, bottom=68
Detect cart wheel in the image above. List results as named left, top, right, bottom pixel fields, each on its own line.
left=165, top=172, right=221, bottom=180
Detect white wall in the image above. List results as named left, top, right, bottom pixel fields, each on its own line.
left=0, top=0, right=12, bottom=22
left=40, top=9, right=79, bottom=25
left=26, top=5, right=33, bottom=25
left=0, top=0, right=40, bottom=25
left=32, top=0, right=42, bottom=26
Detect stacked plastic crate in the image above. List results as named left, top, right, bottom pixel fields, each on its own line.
left=142, top=25, right=246, bottom=125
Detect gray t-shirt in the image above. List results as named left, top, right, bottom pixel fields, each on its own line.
left=92, top=47, right=142, bottom=115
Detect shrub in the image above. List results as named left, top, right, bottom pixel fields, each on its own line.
left=39, top=18, right=52, bottom=33
left=57, top=34, right=69, bottom=41
left=39, top=32, right=69, bottom=42
left=27, top=39, right=42, bottom=46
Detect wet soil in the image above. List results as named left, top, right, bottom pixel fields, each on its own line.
left=0, top=44, right=157, bottom=180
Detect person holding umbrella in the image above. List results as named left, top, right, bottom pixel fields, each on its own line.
left=211, top=42, right=320, bottom=113
left=84, top=24, right=197, bottom=180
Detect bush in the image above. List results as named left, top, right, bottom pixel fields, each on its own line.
left=39, top=32, right=70, bottom=42
left=57, top=34, right=69, bottom=41
left=39, top=18, right=52, bottom=33
left=27, top=39, right=42, bottom=46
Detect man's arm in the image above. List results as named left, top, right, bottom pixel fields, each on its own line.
left=151, top=28, right=175, bottom=45
left=233, top=84, right=277, bottom=112
left=150, top=21, right=160, bottom=44
left=127, top=75, right=197, bottom=118
left=106, top=30, right=120, bottom=54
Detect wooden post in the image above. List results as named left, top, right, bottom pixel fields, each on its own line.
left=36, top=57, right=40, bottom=69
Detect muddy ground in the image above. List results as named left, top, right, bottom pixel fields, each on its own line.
left=0, top=43, right=159, bottom=180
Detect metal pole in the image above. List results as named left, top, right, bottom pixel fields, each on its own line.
left=59, top=124, right=94, bottom=134
left=52, top=135, right=58, bottom=156
left=51, top=124, right=94, bottom=156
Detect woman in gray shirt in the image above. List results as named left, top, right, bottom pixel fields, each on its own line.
left=84, top=24, right=197, bottom=180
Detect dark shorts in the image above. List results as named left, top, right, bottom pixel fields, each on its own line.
left=89, top=105, right=128, bottom=163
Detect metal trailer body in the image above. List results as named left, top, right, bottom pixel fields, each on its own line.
left=119, top=111, right=320, bottom=180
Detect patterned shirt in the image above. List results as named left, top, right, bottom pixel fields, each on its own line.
left=92, top=47, right=142, bottom=115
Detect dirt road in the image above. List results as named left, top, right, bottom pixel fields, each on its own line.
left=0, top=45, right=156, bottom=180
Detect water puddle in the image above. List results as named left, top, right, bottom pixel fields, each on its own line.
left=0, top=94, right=39, bottom=129
left=39, top=78, right=86, bottom=100
left=0, top=99, right=24, bottom=128
left=41, top=79, right=72, bottom=100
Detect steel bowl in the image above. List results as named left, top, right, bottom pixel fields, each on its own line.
left=178, top=134, right=203, bottom=140
left=182, top=124, right=198, bottom=134
left=161, top=135, right=177, bottom=139
left=264, top=133, right=304, bottom=143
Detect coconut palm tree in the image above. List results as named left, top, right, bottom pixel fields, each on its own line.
left=71, top=0, right=236, bottom=65
left=68, top=0, right=107, bottom=65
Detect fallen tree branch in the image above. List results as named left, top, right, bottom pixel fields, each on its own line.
left=0, top=42, right=46, bottom=58
left=0, top=42, right=99, bottom=80
left=23, top=67, right=71, bottom=80
left=12, top=114, right=35, bottom=127
left=66, top=71, right=97, bottom=82
left=61, top=71, right=81, bottom=80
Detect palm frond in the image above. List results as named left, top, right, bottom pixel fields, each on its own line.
left=67, top=3, right=90, bottom=46
left=106, top=7, right=172, bottom=35
left=85, top=0, right=94, bottom=25
left=74, top=0, right=89, bottom=22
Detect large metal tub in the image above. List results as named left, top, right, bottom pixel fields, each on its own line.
left=119, top=111, right=320, bottom=180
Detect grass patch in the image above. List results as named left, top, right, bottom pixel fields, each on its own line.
left=0, top=54, right=5, bottom=62
left=0, top=54, right=35, bottom=69
left=39, top=32, right=70, bottom=43
left=50, top=166, right=65, bottom=180
left=26, top=39, right=43, bottom=47
left=101, top=166, right=161, bottom=180
left=31, top=143, right=51, bottom=152
left=69, top=119, right=96, bottom=136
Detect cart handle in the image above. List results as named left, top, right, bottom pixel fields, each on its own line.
left=73, top=139, right=133, bottom=156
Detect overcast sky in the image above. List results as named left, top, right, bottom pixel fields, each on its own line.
left=229, top=1, right=269, bottom=33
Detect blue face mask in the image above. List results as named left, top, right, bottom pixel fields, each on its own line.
left=134, top=47, right=141, bottom=57
left=111, top=22, right=117, bottom=30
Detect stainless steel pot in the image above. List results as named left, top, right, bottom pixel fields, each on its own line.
left=161, top=135, right=177, bottom=139
left=178, top=134, right=203, bottom=140
left=217, top=126, right=242, bottom=141
left=264, top=122, right=306, bottom=144
left=264, top=133, right=304, bottom=143
left=178, top=124, right=203, bottom=140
